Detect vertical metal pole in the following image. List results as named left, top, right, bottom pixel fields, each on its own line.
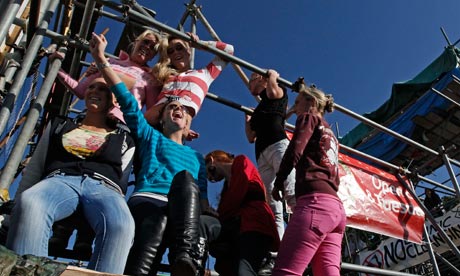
left=0, top=0, right=22, bottom=46
left=439, top=146, right=460, bottom=198
left=396, top=174, right=460, bottom=261
left=193, top=6, right=260, bottom=102
left=59, top=0, right=96, bottom=116
left=0, top=47, right=66, bottom=191
left=0, top=0, right=60, bottom=136
left=422, top=224, right=441, bottom=276
left=194, top=7, right=248, bottom=84
left=189, top=14, right=196, bottom=69
left=0, top=59, right=20, bottom=93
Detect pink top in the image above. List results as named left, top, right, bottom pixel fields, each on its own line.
left=57, top=51, right=161, bottom=122
left=155, top=41, right=234, bottom=116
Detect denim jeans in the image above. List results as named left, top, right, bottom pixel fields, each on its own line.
left=272, top=193, right=346, bottom=276
left=257, top=138, right=296, bottom=239
left=7, top=174, right=135, bottom=274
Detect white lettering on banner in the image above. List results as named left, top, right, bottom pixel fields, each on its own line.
left=358, top=204, right=460, bottom=272
left=338, top=153, right=425, bottom=244
left=366, top=175, right=424, bottom=217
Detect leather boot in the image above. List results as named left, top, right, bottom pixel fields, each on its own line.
left=124, top=208, right=168, bottom=276
left=168, top=170, right=204, bottom=276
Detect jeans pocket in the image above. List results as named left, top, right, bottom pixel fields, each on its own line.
left=310, top=209, right=339, bottom=237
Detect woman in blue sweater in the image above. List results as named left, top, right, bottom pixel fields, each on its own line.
left=89, top=32, right=216, bottom=276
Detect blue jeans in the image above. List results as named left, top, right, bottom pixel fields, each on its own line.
left=7, top=174, right=135, bottom=274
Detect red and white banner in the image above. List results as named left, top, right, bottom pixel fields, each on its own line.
left=338, top=153, right=425, bottom=244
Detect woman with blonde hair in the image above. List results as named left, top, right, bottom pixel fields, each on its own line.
left=205, top=150, right=279, bottom=276
left=272, top=85, right=346, bottom=276
left=145, top=33, right=234, bottom=140
left=54, top=29, right=162, bottom=122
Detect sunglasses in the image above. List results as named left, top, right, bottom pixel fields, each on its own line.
left=167, top=43, right=186, bottom=55
left=166, top=103, right=189, bottom=114
left=138, top=39, right=158, bottom=51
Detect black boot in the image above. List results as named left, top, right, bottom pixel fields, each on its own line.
left=168, top=170, right=205, bottom=276
left=124, top=204, right=168, bottom=276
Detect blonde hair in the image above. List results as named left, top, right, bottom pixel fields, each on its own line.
left=126, top=30, right=161, bottom=57
left=299, top=85, right=334, bottom=115
left=205, top=150, right=235, bottom=165
left=152, top=35, right=192, bottom=85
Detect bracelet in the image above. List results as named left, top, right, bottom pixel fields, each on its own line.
left=96, top=62, right=111, bottom=70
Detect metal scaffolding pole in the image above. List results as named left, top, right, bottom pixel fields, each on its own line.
left=96, top=0, right=460, bottom=173
left=0, top=46, right=66, bottom=191
left=396, top=174, right=460, bottom=262
left=189, top=12, right=197, bottom=69
left=340, top=262, right=419, bottom=276
left=96, top=0, right=293, bottom=85
left=205, top=91, right=295, bottom=132
left=193, top=5, right=259, bottom=101
left=59, top=0, right=97, bottom=116
left=440, top=146, right=460, bottom=198
left=422, top=224, right=441, bottom=276
left=0, top=0, right=60, bottom=137
left=0, top=0, right=22, bottom=46
left=434, top=252, right=460, bottom=275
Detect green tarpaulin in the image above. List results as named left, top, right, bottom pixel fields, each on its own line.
left=340, top=46, right=460, bottom=147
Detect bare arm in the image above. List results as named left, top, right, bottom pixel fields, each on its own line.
left=265, top=69, right=284, bottom=100
left=88, top=32, right=122, bottom=87
left=245, top=114, right=256, bottom=143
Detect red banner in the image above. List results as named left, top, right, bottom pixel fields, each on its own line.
left=338, top=153, right=425, bottom=244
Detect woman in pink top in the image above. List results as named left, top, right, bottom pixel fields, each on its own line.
left=145, top=33, right=234, bottom=139
left=55, top=30, right=162, bottom=122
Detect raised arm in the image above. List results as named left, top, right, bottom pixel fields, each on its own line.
left=88, top=32, right=122, bottom=87
left=245, top=114, right=256, bottom=143
left=266, top=69, right=284, bottom=100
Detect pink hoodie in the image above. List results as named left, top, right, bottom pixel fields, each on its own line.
left=57, top=51, right=161, bottom=122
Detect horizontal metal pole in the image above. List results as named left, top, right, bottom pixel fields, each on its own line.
left=431, top=87, right=460, bottom=109
left=95, top=0, right=294, bottom=88
left=340, top=144, right=456, bottom=194
left=341, top=262, right=419, bottom=276
left=206, top=92, right=295, bottom=131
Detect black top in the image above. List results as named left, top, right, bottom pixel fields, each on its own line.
left=250, top=88, right=288, bottom=160
left=44, top=117, right=134, bottom=194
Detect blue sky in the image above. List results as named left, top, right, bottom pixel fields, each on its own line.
left=4, top=0, right=460, bottom=271
left=104, top=0, right=460, bottom=203
left=5, top=0, right=459, bottom=215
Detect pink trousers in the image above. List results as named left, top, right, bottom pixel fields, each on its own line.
left=272, top=193, right=346, bottom=276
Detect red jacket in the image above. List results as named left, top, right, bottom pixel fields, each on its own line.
left=218, top=155, right=280, bottom=251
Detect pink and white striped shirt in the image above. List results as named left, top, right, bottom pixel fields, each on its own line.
left=155, top=41, right=234, bottom=116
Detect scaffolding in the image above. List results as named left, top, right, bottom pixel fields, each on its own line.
left=0, top=1, right=459, bottom=275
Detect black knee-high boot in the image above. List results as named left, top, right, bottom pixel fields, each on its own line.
left=124, top=207, right=168, bottom=276
left=168, top=170, right=206, bottom=276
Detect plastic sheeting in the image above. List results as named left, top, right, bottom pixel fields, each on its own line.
left=340, top=46, right=460, bottom=149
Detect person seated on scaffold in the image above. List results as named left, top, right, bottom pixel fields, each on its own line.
left=6, top=77, right=136, bottom=275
